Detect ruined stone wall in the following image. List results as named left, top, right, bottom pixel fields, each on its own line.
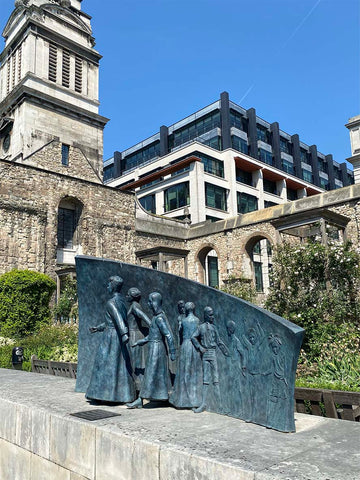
left=18, top=139, right=103, bottom=184
left=185, top=223, right=278, bottom=285
left=134, top=186, right=360, bottom=291
left=1, top=157, right=360, bottom=292
left=0, top=158, right=136, bottom=278
left=329, top=202, right=360, bottom=245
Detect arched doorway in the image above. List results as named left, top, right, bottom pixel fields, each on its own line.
left=245, top=236, right=273, bottom=294
left=197, top=246, right=219, bottom=288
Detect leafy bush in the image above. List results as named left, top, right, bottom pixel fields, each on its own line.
left=221, top=275, right=257, bottom=303
left=0, top=270, right=56, bottom=338
left=266, top=241, right=360, bottom=347
left=0, top=324, right=78, bottom=370
left=52, top=277, right=78, bottom=322
left=265, top=240, right=360, bottom=391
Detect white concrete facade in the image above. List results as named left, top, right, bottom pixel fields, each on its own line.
left=109, top=142, right=324, bottom=224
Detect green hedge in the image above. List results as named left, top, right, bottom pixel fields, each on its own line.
left=0, top=270, right=56, bottom=338
left=0, top=324, right=78, bottom=371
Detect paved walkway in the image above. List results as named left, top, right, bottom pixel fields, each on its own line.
left=0, top=368, right=359, bottom=479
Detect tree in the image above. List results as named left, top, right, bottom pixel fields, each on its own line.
left=221, top=275, right=257, bottom=303
left=0, top=270, right=56, bottom=338
left=265, top=240, right=360, bottom=358
left=52, top=277, right=78, bottom=323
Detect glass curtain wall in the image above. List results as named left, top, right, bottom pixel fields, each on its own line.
left=232, top=135, right=249, bottom=154
left=169, top=111, right=221, bottom=150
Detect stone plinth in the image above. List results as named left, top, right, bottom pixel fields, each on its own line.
left=0, top=369, right=359, bottom=480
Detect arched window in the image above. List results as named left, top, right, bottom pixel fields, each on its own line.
left=251, top=238, right=272, bottom=293
left=244, top=236, right=273, bottom=294
left=57, top=198, right=83, bottom=264
left=197, top=246, right=219, bottom=288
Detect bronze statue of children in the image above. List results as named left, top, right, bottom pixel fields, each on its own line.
left=126, top=287, right=151, bottom=390
left=191, top=306, right=229, bottom=413
left=170, top=301, right=202, bottom=409
left=127, top=292, right=176, bottom=408
left=86, top=276, right=135, bottom=404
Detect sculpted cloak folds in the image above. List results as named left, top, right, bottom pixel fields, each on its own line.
left=170, top=310, right=202, bottom=408
left=86, top=292, right=135, bottom=403
left=140, top=311, right=175, bottom=401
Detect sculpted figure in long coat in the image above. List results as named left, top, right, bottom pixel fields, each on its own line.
left=126, top=287, right=151, bottom=390
left=170, top=301, right=202, bottom=409
left=86, top=276, right=135, bottom=403
left=127, top=292, right=176, bottom=408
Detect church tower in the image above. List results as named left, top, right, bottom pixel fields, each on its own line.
left=0, top=0, right=108, bottom=181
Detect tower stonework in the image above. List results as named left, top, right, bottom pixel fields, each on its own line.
left=0, top=0, right=108, bottom=182
left=346, top=115, right=360, bottom=185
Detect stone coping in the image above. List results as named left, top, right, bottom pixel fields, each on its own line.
left=0, top=368, right=359, bottom=480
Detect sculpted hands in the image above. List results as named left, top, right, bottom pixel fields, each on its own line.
left=132, top=338, right=146, bottom=347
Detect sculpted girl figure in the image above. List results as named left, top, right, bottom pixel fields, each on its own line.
left=170, top=301, right=202, bottom=409
left=126, top=287, right=151, bottom=390
left=127, top=292, right=176, bottom=408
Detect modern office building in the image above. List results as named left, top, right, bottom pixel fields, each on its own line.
left=105, top=92, right=354, bottom=224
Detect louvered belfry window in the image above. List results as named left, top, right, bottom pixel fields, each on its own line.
left=74, top=55, right=82, bottom=93
left=48, top=43, right=57, bottom=82
left=6, top=58, right=10, bottom=94
left=62, top=49, right=70, bottom=88
left=17, top=44, right=22, bottom=82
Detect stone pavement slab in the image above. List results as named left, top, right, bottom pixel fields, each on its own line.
left=0, top=368, right=359, bottom=480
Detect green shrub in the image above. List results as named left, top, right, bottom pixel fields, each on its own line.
left=52, top=277, right=78, bottom=322
left=266, top=241, right=360, bottom=391
left=266, top=241, right=360, bottom=339
left=221, top=275, right=257, bottom=303
left=0, top=270, right=56, bottom=338
left=0, top=324, right=78, bottom=370
left=0, top=344, right=13, bottom=369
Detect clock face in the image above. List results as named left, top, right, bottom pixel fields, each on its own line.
left=3, top=134, right=10, bottom=152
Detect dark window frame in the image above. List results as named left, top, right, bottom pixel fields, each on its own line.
left=164, top=181, right=190, bottom=212
left=205, top=183, right=228, bottom=211
left=61, top=144, right=69, bottom=166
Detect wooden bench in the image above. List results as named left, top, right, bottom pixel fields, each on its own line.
left=31, top=355, right=77, bottom=379
left=294, top=387, right=360, bottom=422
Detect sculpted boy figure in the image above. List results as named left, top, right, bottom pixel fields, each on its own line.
left=191, top=306, right=229, bottom=413
left=127, top=292, right=176, bottom=408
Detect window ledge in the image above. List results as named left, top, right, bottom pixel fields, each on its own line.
left=164, top=205, right=190, bottom=215
left=205, top=206, right=228, bottom=213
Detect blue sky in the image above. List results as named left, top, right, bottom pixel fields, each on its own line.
left=2, top=0, right=359, bottom=164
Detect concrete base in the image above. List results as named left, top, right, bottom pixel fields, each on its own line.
left=0, top=369, right=359, bottom=480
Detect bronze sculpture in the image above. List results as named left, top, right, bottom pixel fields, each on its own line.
left=76, top=256, right=304, bottom=432
left=85, top=276, right=135, bottom=403
left=127, top=292, right=176, bottom=408
left=191, top=306, right=229, bottom=413
left=126, top=287, right=151, bottom=390
left=170, top=301, right=202, bottom=409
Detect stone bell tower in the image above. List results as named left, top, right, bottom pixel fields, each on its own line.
left=0, top=0, right=108, bottom=180
left=346, top=115, right=360, bottom=185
